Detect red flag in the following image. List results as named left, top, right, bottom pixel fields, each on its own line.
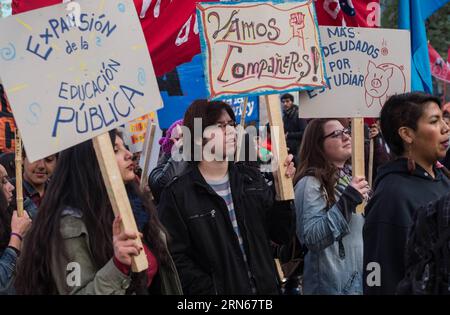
left=314, top=0, right=380, bottom=27
left=429, top=43, right=450, bottom=83
left=12, top=0, right=217, bottom=76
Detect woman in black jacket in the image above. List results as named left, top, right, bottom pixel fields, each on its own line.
left=363, top=92, right=450, bottom=295
left=158, top=100, right=296, bottom=294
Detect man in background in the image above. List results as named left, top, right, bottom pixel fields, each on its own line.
left=281, top=93, right=308, bottom=165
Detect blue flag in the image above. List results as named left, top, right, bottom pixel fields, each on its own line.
left=398, top=0, right=449, bottom=93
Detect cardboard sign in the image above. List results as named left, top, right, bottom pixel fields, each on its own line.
left=299, top=26, right=410, bottom=118
left=119, top=112, right=155, bottom=153
left=197, top=0, right=327, bottom=99
left=139, top=117, right=162, bottom=180
left=0, top=0, right=162, bottom=162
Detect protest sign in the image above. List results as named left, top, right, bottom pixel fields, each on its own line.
left=197, top=0, right=327, bottom=99
left=299, top=26, right=410, bottom=118
left=139, top=121, right=156, bottom=192
left=0, top=0, right=158, bottom=272
left=119, top=112, right=155, bottom=153
left=0, top=0, right=162, bottom=162
left=139, top=116, right=162, bottom=181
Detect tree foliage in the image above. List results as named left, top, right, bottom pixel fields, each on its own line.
left=381, top=0, right=449, bottom=58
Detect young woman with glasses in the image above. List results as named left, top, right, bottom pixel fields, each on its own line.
left=293, top=118, right=369, bottom=295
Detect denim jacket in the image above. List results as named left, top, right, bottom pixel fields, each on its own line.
left=295, top=176, right=364, bottom=295
left=0, top=247, right=18, bottom=295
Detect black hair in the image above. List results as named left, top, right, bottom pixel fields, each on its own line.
left=15, top=130, right=168, bottom=294
left=183, top=99, right=236, bottom=162
left=0, top=152, right=15, bottom=178
left=280, top=93, right=294, bottom=102
left=380, top=92, right=441, bottom=156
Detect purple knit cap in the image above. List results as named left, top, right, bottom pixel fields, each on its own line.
left=159, top=119, right=183, bottom=154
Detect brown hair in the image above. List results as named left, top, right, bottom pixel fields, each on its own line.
left=183, top=99, right=235, bottom=162
left=293, top=118, right=348, bottom=206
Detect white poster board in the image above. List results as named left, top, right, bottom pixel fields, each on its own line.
left=197, top=0, right=327, bottom=99
left=299, top=26, right=410, bottom=118
left=139, top=117, right=162, bottom=180
left=0, top=0, right=162, bottom=162
left=119, top=112, right=155, bottom=153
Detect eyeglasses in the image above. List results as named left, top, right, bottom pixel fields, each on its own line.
left=323, top=128, right=351, bottom=140
left=216, top=121, right=237, bottom=130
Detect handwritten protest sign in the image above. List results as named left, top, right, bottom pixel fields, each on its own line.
left=139, top=116, right=162, bottom=181
left=299, top=26, right=410, bottom=118
left=119, top=112, right=155, bottom=153
left=0, top=0, right=162, bottom=162
left=197, top=0, right=327, bottom=99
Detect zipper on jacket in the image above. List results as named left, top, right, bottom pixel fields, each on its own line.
left=188, top=209, right=216, bottom=220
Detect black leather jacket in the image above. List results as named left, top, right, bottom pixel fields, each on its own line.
left=158, top=162, right=295, bottom=294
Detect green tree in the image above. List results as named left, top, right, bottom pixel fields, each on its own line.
left=381, top=0, right=449, bottom=57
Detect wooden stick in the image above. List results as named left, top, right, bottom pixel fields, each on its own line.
left=14, top=130, right=24, bottom=217
left=235, top=97, right=248, bottom=162
left=368, top=138, right=374, bottom=188
left=93, top=133, right=148, bottom=272
left=274, top=258, right=286, bottom=282
left=265, top=94, right=294, bottom=201
left=351, top=118, right=365, bottom=214
left=139, top=123, right=156, bottom=191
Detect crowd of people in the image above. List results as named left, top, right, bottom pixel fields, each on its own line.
left=1, top=91, right=450, bottom=295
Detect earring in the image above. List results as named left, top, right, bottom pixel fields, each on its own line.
left=407, top=144, right=415, bottom=174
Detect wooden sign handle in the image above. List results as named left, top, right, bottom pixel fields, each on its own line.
left=368, top=138, right=374, bottom=188
left=265, top=94, right=294, bottom=201
left=351, top=118, right=365, bottom=214
left=140, top=123, right=156, bottom=192
left=235, top=97, right=248, bottom=162
left=14, top=130, right=24, bottom=217
left=93, top=133, right=148, bottom=272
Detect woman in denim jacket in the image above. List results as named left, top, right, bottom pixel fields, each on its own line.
left=294, top=119, right=369, bottom=295
left=0, top=164, right=31, bottom=294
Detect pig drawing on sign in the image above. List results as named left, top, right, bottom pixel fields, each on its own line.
left=364, top=60, right=406, bottom=108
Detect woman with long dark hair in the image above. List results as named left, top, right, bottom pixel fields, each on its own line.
left=293, top=118, right=369, bottom=295
left=15, top=130, right=182, bottom=295
left=0, top=164, right=31, bottom=294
